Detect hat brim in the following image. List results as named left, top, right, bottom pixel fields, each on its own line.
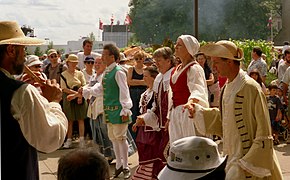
left=158, top=156, right=227, bottom=180
left=0, top=37, right=44, bottom=46
left=200, top=43, right=243, bottom=61
left=66, top=60, right=78, bottom=63
left=27, top=61, right=43, bottom=67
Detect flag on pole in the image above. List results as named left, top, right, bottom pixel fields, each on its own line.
left=124, top=14, right=132, bottom=25
left=267, top=16, right=272, bottom=29
left=110, top=14, right=114, bottom=26
left=99, top=18, right=103, bottom=30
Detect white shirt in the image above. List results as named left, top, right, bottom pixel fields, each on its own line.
left=77, top=52, right=100, bottom=70
left=1, top=68, right=68, bottom=153
left=82, top=68, right=95, bottom=84
left=222, top=70, right=246, bottom=168
left=277, top=60, right=290, bottom=83
left=83, top=73, right=104, bottom=119
left=282, top=66, right=290, bottom=85
left=83, top=62, right=132, bottom=116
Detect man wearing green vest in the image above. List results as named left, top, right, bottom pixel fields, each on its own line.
left=85, top=44, right=133, bottom=179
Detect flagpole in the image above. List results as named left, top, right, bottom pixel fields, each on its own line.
left=194, top=0, right=198, bottom=38
left=126, top=25, right=128, bottom=46
left=271, top=10, right=273, bottom=42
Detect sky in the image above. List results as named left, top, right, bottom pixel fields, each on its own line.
left=0, top=0, right=131, bottom=44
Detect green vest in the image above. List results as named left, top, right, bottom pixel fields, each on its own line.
left=103, top=65, right=130, bottom=124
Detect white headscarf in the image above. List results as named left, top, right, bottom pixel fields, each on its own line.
left=178, top=35, right=200, bottom=57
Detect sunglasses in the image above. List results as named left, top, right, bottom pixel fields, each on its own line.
left=135, top=57, right=143, bottom=60
left=32, top=65, right=42, bottom=68
left=50, top=55, right=57, bottom=58
left=85, top=61, right=94, bottom=65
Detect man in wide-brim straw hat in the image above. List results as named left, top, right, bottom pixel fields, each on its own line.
left=0, top=21, right=68, bottom=180
left=183, top=40, right=283, bottom=179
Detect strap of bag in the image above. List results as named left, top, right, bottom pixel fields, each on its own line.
left=60, top=74, right=70, bottom=89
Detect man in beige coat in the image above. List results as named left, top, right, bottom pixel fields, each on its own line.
left=184, top=40, right=283, bottom=179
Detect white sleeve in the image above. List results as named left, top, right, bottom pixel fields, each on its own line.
left=115, top=70, right=133, bottom=116
left=82, top=84, right=91, bottom=100
left=142, top=110, right=160, bottom=130
left=11, top=84, right=68, bottom=153
left=187, top=65, right=209, bottom=108
left=282, top=67, right=290, bottom=85
left=88, top=81, right=103, bottom=97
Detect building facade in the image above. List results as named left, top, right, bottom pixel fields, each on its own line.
left=102, top=25, right=134, bottom=48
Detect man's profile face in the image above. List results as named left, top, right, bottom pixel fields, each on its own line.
left=102, top=49, right=114, bottom=65
left=211, top=56, right=228, bottom=77
left=174, top=38, right=189, bottom=59
left=12, top=45, right=26, bottom=75
left=285, top=53, right=290, bottom=63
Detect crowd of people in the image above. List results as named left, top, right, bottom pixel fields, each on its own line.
left=1, top=20, right=289, bottom=180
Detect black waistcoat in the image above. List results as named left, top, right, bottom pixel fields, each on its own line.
left=0, top=71, right=39, bottom=180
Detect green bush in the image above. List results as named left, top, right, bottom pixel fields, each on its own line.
left=200, top=39, right=277, bottom=86
left=231, top=39, right=273, bottom=68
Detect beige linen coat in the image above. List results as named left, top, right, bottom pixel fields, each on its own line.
left=199, top=73, right=283, bottom=180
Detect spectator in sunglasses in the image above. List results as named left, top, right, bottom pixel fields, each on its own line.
left=127, top=50, right=147, bottom=140
left=82, top=56, right=96, bottom=84
left=43, top=48, right=67, bottom=84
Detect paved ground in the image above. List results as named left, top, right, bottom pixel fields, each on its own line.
left=38, top=140, right=139, bottom=180
left=39, top=139, right=290, bottom=180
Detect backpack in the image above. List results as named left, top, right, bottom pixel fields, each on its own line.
left=44, top=63, right=64, bottom=79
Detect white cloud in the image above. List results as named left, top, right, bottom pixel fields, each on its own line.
left=0, top=0, right=130, bottom=44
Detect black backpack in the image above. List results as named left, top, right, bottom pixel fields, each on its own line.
left=44, top=63, right=64, bottom=79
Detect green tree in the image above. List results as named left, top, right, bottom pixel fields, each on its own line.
left=88, top=32, right=96, bottom=42
left=129, top=0, right=281, bottom=44
left=46, top=41, right=54, bottom=53
left=34, top=47, right=43, bottom=57
left=129, top=0, right=193, bottom=44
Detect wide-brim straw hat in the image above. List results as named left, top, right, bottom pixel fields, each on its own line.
left=0, top=21, right=44, bottom=45
left=158, top=136, right=227, bottom=180
left=66, top=54, right=78, bottom=63
left=200, top=40, right=244, bottom=61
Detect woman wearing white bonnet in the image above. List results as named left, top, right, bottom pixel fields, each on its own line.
left=168, top=34, right=209, bottom=145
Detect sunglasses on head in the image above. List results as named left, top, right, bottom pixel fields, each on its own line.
left=85, top=61, right=94, bottom=65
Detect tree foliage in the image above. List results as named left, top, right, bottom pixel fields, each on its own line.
left=88, top=32, right=96, bottom=42
left=129, top=0, right=281, bottom=44
left=34, top=47, right=43, bottom=57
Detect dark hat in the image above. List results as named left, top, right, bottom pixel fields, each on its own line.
left=143, top=57, right=154, bottom=64
left=84, top=56, right=95, bottom=62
